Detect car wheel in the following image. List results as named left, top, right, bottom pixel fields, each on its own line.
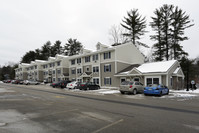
left=167, top=90, right=169, bottom=95
left=120, top=91, right=125, bottom=94
left=132, top=89, right=137, bottom=95
left=159, top=91, right=163, bottom=97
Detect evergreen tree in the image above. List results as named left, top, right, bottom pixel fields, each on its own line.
left=150, top=4, right=194, bottom=61
left=170, top=6, right=194, bottom=60
left=150, top=9, right=164, bottom=61
left=121, top=9, right=148, bottom=48
left=51, top=40, right=62, bottom=56
left=21, top=51, right=36, bottom=63
left=41, top=41, right=52, bottom=59
left=64, top=38, right=82, bottom=56
left=160, top=4, right=174, bottom=60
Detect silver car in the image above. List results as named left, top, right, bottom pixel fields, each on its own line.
left=23, top=80, right=40, bottom=85
left=119, top=81, right=144, bottom=95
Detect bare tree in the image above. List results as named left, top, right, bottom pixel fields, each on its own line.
left=109, top=25, right=127, bottom=46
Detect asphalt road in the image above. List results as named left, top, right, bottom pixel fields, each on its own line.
left=0, top=83, right=199, bottom=133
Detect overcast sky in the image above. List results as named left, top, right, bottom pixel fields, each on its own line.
left=0, top=0, right=198, bottom=66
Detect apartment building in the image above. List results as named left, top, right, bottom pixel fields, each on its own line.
left=42, top=54, right=69, bottom=83
left=26, top=60, right=46, bottom=82
left=15, top=63, right=30, bottom=80
left=68, top=42, right=145, bottom=87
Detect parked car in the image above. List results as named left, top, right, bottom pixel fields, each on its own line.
left=119, top=81, right=144, bottom=95
left=23, top=80, right=40, bottom=85
left=11, top=80, right=23, bottom=84
left=144, top=84, right=169, bottom=96
left=51, top=80, right=71, bottom=88
left=3, top=80, right=11, bottom=83
left=79, top=82, right=100, bottom=90
left=66, top=81, right=79, bottom=89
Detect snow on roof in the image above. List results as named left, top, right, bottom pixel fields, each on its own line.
left=173, top=67, right=180, bottom=74
left=137, top=60, right=177, bottom=73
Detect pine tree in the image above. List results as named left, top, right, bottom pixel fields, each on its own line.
left=121, top=9, right=148, bottom=48
left=64, top=38, right=82, bottom=56
left=41, top=41, right=52, bottom=59
left=150, top=4, right=194, bottom=61
left=170, top=6, right=194, bottom=60
left=150, top=9, right=164, bottom=61
left=51, top=40, right=62, bottom=56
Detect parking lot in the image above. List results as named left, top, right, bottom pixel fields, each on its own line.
left=0, top=83, right=199, bottom=133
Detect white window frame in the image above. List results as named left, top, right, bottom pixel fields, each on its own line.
left=120, top=77, right=126, bottom=84
left=93, top=77, right=99, bottom=85
left=144, top=76, right=161, bottom=86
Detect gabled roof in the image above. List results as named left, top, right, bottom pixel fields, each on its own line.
left=115, top=60, right=179, bottom=76
left=137, top=60, right=177, bottom=73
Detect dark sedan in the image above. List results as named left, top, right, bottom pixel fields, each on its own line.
left=51, top=80, right=71, bottom=88
left=79, top=82, right=100, bottom=90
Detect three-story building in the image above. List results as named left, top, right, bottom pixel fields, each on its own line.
left=68, top=42, right=145, bottom=87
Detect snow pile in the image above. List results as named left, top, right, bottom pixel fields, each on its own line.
left=0, top=81, right=3, bottom=83
left=160, top=89, right=199, bottom=101
left=170, top=89, right=199, bottom=94
left=98, top=90, right=120, bottom=94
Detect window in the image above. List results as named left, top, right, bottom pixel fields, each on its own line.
left=53, top=70, right=55, bottom=74
left=134, top=78, right=140, bottom=82
left=93, top=66, right=99, bottom=73
left=71, top=69, right=76, bottom=74
left=53, top=78, right=55, bottom=82
left=49, top=63, right=52, bottom=67
left=86, top=66, right=90, bottom=72
left=57, top=61, right=61, bottom=66
left=57, top=69, right=61, bottom=74
left=104, top=52, right=111, bottom=59
left=85, top=56, right=90, bottom=63
left=35, top=66, right=37, bottom=69
left=77, top=68, right=82, bottom=74
left=77, top=58, right=81, bottom=64
left=153, top=78, right=159, bottom=84
left=93, top=54, right=98, bottom=61
left=121, top=78, right=126, bottom=83
left=43, top=72, right=45, bottom=75
left=58, top=78, right=61, bottom=82
left=147, top=78, right=152, bottom=85
left=77, top=79, right=82, bottom=83
left=146, top=78, right=159, bottom=85
left=104, top=64, right=111, bottom=72
left=71, top=60, right=75, bottom=65
left=104, top=77, right=111, bottom=85
left=93, top=78, right=99, bottom=85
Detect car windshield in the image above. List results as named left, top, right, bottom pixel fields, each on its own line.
left=148, top=84, right=158, bottom=87
left=121, top=81, right=134, bottom=85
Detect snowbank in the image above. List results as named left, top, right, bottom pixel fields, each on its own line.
left=170, top=89, right=199, bottom=94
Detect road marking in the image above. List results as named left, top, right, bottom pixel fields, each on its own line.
left=92, top=119, right=123, bottom=133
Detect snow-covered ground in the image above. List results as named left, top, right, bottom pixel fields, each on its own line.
left=0, top=88, right=15, bottom=93
left=64, top=88, right=199, bottom=101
